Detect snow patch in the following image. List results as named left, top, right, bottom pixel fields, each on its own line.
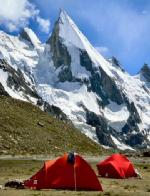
left=104, top=101, right=129, bottom=132
left=37, top=83, right=100, bottom=142
left=111, top=135, right=135, bottom=151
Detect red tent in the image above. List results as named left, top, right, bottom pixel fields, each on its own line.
left=24, top=153, right=103, bottom=191
left=97, top=154, right=137, bottom=179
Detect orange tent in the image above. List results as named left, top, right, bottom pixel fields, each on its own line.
left=97, top=153, right=137, bottom=179
left=24, top=153, right=103, bottom=191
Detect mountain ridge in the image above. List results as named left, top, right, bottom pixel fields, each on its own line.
left=0, top=10, right=150, bottom=150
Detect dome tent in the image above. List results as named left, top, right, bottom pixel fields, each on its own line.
left=24, top=153, right=103, bottom=191
left=97, top=153, right=137, bottom=179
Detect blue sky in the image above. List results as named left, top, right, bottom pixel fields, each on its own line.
left=0, top=0, right=150, bottom=75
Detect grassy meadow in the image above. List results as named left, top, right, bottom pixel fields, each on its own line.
left=0, top=157, right=150, bottom=196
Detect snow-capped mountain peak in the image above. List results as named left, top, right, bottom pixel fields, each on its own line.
left=58, top=9, right=108, bottom=63
left=0, top=10, right=150, bottom=150
left=58, top=9, right=88, bottom=49
left=47, top=9, right=113, bottom=81
left=20, top=27, right=41, bottom=47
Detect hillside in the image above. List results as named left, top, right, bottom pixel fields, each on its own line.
left=0, top=96, right=104, bottom=156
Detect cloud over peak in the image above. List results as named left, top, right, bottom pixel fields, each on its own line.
left=36, top=16, right=50, bottom=34
left=0, top=0, right=50, bottom=34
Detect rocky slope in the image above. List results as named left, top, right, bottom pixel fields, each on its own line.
left=0, top=10, right=150, bottom=150
left=0, top=96, right=103, bottom=155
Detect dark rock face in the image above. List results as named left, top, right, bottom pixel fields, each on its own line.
left=126, top=133, right=145, bottom=147
left=85, top=108, right=119, bottom=148
left=47, top=20, right=71, bottom=69
left=96, top=127, right=117, bottom=148
left=80, top=50, right=93, bottom=72
left=140, top=64, right=150, bottom=82
left=84, top=98, right=146, bottom=149
left=58, top=66, right=73, bottom=82
left=122, top=100, right=141, bottom=135
left=47, top=19, right=72, bottom=82
left=100, top=68, right=124, bottom=105
left=128, top=102, right=141, bottom=123
left=0, top=59, right=40, bottom=101
left=109, top=57, right=125, bottom=72
left=20, top=29, right=34, bottom=46
left=0, top=82, right=9, bottom=96
left=80, top=50, right=124, bottom=106
left=89, top=71, right=109, bottom=107
left=80, top=50, right=108, bottom=106
left=37, top=98, right=69, bottom=122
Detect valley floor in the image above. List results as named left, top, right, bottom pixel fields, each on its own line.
left=0, top=156, right=150, bottom=196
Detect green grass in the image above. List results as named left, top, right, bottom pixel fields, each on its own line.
left=0, top=158, right=150, bottom=196
left=0, top=96, right=105, bottom=156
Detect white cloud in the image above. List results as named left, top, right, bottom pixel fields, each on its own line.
left=95, top=46, right=109, bottom=57
left=0, top=0, right=38, bottom=31
left=36, top=16, right=50, bottom=33
left=0, top=0, right=50, bottom=34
